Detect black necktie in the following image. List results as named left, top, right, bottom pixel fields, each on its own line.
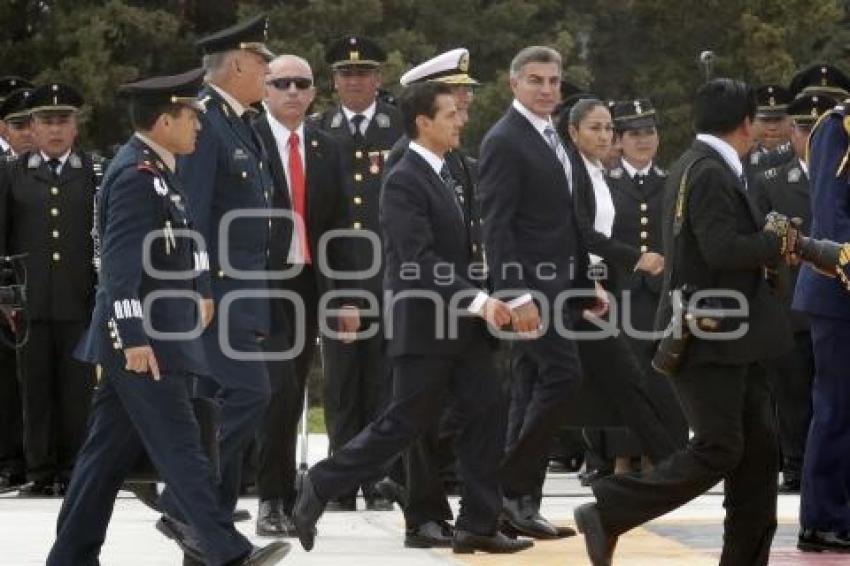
left=439, top=164, right=464, bottom=219
left=48, top=158, right=61, bottom=176
left=350, top=114, right=366, bottom=141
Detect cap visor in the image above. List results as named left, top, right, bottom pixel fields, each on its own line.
left=617, top=116, right=657, bottom=130
left=332, top=61, right=381, bottom=70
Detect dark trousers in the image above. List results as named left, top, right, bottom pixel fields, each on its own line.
left=321, top=321, right=389, bottom=496
left=593, top=362, right=779, bottom=566
left=766, top=331, right=813, bottom=477
left=256, top=267, right=317, bottom=511
left=800, top=317, right=850, bottom=531
left=46, top=367, right=251, bottom=566
left=21, top=321, right=95, bottom=483
left=501, top=327, right=583, bottom=498
left=310, top=338, right=505, bottom=535
left=0, top=344, right=24, bottom=477
left=162, top=327, right=271, bottom=517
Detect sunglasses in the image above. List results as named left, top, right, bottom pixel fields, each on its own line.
left=268, top=77, right=313, bottom=90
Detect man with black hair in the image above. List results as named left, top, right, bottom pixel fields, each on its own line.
left=46, top=69, right=289, bottom=566
left=293, top=81, right=532, bottom=556
left=574, top=78, right=794, bottom=566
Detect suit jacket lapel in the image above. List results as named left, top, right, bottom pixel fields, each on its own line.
left=693, top=140, right=763, bottom=226
left=507, top=107, right=572, bottom=196
left=409, top=150, right=465, bottom=229
left=304, top=124, right=321, bottom=228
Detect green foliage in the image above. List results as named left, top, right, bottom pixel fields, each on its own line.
left=1, top=0, right=848, bottom=160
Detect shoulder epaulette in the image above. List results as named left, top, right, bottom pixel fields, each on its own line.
left=653, top=164, right=667, bottom=177
left=763, top=167, right=778, bottom=180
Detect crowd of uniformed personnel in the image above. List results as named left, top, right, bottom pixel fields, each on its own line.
left=1, top=10, right=849, bottom=565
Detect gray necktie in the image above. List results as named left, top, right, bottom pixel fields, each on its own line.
left=543, top=126, right=572, bottom=191
left=439, top=164, right=464, bottom=219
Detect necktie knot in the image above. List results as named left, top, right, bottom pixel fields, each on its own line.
left=48, top=158, right=61, bottom=175
left=289, top=130, right=299, bottom=146
left=350, top=114, right=366, bottom=136
left=439, top=163, right=454, bottom=186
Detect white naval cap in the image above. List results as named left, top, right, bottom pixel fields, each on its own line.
left=399, top=48, right=480, bottom=87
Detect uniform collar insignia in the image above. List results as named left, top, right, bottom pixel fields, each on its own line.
left=788, top=167, right=802, bottom=183
left=153, top=177, right=169, bottom=196
left=330, top=112, right=344, bottom=128
left=653, top=164, right=666, bottom=177
left=26, top=152, right=41, bottom=169
left=375, top=112, right=390, bottom=128
left=750, top=151, right=760, bottom=165
left=609, top=167, right=624, bottom=179
left=68, top=153, right=82, bottom=169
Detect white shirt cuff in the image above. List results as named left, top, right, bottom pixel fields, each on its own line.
left=467, top=291, right=490, bottom=315
left=507, top=294, right=533, bottom=309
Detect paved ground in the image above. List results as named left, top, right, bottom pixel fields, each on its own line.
left=0, top=434, right=842, bottom=565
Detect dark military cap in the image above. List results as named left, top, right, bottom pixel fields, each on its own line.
left=787, top=94, right=835, bottom=127
left=325, top=35, right=386, bottom=69
left=612, top=98, right=658, bottom=130
left=755, top=84, right=791, bottom=118
left=27, top=82, right=83, bottom=114
left=0, top=76, right=33, bottom=102
left=196, top=14, right=274, bottom=62
left=789, top=63, right=850, bottom=100
left=0, top=88, right=34, bottom=122
left=118, top=68, right=206, bottom=111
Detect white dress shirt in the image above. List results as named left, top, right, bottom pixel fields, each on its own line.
left=512, top=99, right=572, bottom=188
left=135, top=132, right=176, bottom=172
left=581, top=154, right=616, bottom=264
left=342, top=101, right=377, bottom=136
left=799, top=158, right=809, bottom=178
left=696, top=133, right=744, bottom=179
left=0, top=136, right=10, bottom=154
left=40, top=149, right=71, bottom=175
left=408, top=141, right=489, bottom=315
left=267, top=113, right=308, bottom=265
left=621, top=159, right=652, bottom=179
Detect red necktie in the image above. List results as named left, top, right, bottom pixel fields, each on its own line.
left=288, top=131, right=311, bottom=263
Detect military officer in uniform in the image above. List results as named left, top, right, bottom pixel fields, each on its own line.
left=0, top=82, right=102, bottom=496
left=0, top=76, right=33, bottom=156
left=792, top=93, right=850, bottom=554
left=744, top=84, right=794, bottom=184
left=317, top=34, right=404, bottom=510
left=0, top=83, right=33, bottom=493
left=153, top=16, right=276, bottom=533
left=789, top=63, right=850, bottom=102
left=605, top=98, right=689, bottom=465
left=751, top=94, right=834, bottom=495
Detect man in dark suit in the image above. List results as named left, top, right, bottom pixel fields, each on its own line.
left=751, top=94, right=834, bottom=495
left=316, top=36, right=404, bottom=509
left=46, top=69, right=289, bottom=566
left=253, top=53, right=359, bottom=537
left=575, top=78, right=794, bottom=566
left=156, top=15, right=276, bottom=532
left=0, top=82, right=103, bottom=496
left=478, top=45, right=594, bottom=539
left=293, top=81, right=532, bottom=556
left=792, top=94, right=850, bottom=553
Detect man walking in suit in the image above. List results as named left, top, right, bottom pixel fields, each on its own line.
left=46, top=69, right=288, bottom=566
left=293, top=81, right=532, bottom=556
left=792, top=92, right=850, bottom=553
left=478, top=45, right=593, bottom=539
left=253, top=54, right=359, bottom=537
left=574, top=78, right=794, bottom=566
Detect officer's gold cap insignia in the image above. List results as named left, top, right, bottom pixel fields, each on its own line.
left=459, top=52, right=469, bottom=73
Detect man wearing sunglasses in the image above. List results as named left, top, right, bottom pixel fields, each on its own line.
left=317, top=34, right=403, bottom=512
left=253, top=54, right=358, bottom=537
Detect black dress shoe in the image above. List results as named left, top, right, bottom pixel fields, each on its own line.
left=155, top=515, right=205, bottom=563
left=405, top=520, right=454, bottom=548
left=233, top=508, right=252, bottom=522
left=798, top=529, right=850, bottom=553
left=257, top=498, right=286, bottom=537
left=452, top=529, right=534, bottom=554
left=574, top=502, right=617, bottom=566
left=292, top=473, right=326, bottom=551
left=502, top=496, right=559, bottom=539
left=365, top=496, right=393, bottom=511
left=373, top=476, right=407, bottom=507
left=238, top=541, right=292, bottom=565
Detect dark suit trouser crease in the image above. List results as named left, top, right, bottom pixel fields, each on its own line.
left=257, top=267, right=317, bottom=510
left=593, top=362, right=779, bottom=566
left=21, top=321, right=95, bottom=483
left=800, top=317, right=850, bottom=531
left=310, top=340, right=505, bottom=535
left=0, top=344, right=24, bottom=475
left=46, top=369, right=251, bottom=566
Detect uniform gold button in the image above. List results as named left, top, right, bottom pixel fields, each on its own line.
left=259, top=162, right=263, bottom=170
left=52, top=252, right=61, bottom=261
left=51, top=187, right=59, bottom=196
left=640, top=245, right=648, bottom=253
left=217, top=270, right=225, bottom=278
left=354, top=173, right=363, bottom=182
left=640, top=231, right=648, bottom=239
left=640, top=203, right=647, bottom=211
left=640, top=217, right=648, bottom=225
left=50, top=207, right=59, bottom=217
left=52, top=230, right=60, bottom=239
left=241, top=171, right=247, bottom=178
left=355, top=151, right=363, bottom=159
left=353, top=196, right=362, bottom=205
left=353, top=221, right=362, bottom=229
left=472, top=244, right=478, bottom=253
